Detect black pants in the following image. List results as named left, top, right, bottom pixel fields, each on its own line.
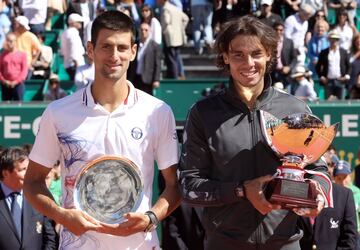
left=1, top=82, right=25, bottom=101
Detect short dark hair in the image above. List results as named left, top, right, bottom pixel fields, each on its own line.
left=91, top=10, right=136, bottom=47
left=214, top=15, right=278, bottom=73
left=0, top=147, right=28, bottom=180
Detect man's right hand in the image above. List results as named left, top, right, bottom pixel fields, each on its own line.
left=58, top=208, right=102, bottom=236
left=243, top=175, right=281, bottom=215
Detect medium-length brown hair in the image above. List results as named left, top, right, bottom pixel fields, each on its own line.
left=215, top=15, right=278, bottom=73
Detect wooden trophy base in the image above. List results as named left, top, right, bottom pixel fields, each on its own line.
left=265, top=178, right=318, bottom=209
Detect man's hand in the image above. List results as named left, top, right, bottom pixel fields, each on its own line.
left=58, top=208, right=102, bottom=236
left=97, top=212, right=150, bottom=236
left=244, top=175, right=281, bottom=215
left=293, top=179, right=325, bottom=217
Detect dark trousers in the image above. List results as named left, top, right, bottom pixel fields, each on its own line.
left=66, top=66, right=76, bottom=80
left=30, top=23, right=45, bottom=35
left=133, top=75, right=153, bottom=95
left=1, top=82, right=25, bottom=101
left=164, top=44, right=180, bottom=79
left=325, top=79, right=346, bottom=100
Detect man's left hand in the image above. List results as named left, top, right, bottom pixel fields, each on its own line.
left=96, top=212, right=150, bottom=236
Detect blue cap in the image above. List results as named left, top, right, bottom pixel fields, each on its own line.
left=333, top=160, right=351, bottom=176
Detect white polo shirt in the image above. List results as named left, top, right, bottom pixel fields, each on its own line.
left=29, top=81, right=179, bottom=250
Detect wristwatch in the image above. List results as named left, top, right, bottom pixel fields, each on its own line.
left=144, top=210, right=159, bottom=232
left=235, top=184, right=246, bottom=198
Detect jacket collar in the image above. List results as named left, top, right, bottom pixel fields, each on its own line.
left=223, top=74, right=275, bottom=111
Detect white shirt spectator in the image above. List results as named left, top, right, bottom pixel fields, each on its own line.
left=61, top=26, right=85, bottom=68
left=75, top=63, right=94, bottom=90
left=150, top=17, right=162, bottom=45
left=284, top=13, right=308, bottom=49
left=295, top=78, right=318, bottom=101
left=334, top=23, right=354, bottom=52
left=18, top=0, right=47, bottom=25
left=327, top=48, right=342, bottom=79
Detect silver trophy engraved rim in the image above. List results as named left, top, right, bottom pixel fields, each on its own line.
left=73, top=156, right=143, bottom=224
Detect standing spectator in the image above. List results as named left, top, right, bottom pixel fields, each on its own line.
left=43, top=74, right=67, bottom=101
left=307, top=19, right=330, bottom=78
left=45, top=0, right=67, bottom=30
left=272, top=22, right=297, bottom=90
left=131, top=22, right=161, bottom=95
left=13, top=15, right=42, bottom=78
left=113, top=0, right=140, bottom=26
left=190, top=0, right=214, bottom=55
left=24, top=10, right=180, bottom=250
left=18, top=0, right=47, bottom=35
left=272, top=0, right=301, bottom=19
left=159, top=0, right=189, bottom=79
left=333, top=9, right=356, bottom=52
left=284, top=4, right=315, bottom=65
left=140, top=4, right=162, bottom=45
left=349, top=72, right=360, bottom=99
left=66, top=0, right=96, bottom=28
left=0, top=147, right=57, bottom=249
left=0, top=32, right=28, bottom=101
left=32, top=32, right=53, bottom=79
left=316, top=29, right=351, bottom=99
left=291, top=65, right=318, bottom=101
left=349, top=34, right=360, bottom=90
left=74, top=55, right=94, bottom=90
left=258, top=0, right=282, bottom=28
left=60, top=13, right=86, bottom=80
left=0, top=0, right=11, bottom=49
left=179, top=16, right=332, bottom=249
left=307, top=9, right=328, bottom=35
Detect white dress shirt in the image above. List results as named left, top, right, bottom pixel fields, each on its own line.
left=60, top=27, right=85, bottom=68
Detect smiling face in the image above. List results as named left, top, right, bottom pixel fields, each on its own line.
left=87, top=28, right=137, bottom=82
left=222, top=35, right=271, bottom=89
left=2, top=158, right=29, bottom=191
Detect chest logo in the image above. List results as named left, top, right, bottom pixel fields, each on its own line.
left=330, top=218, right=339, bottom=229
left=131, top=127, right=143, bottom=140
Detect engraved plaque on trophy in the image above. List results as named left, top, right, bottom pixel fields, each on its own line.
left=260, top=111, right=338, bottom=209
left=73, top=156, right=143, bottom=224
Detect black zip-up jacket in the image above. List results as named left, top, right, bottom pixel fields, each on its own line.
left=179, top=77, right=331, bottom=250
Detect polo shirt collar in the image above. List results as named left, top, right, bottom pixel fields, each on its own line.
left=82, top=80, right=138, bottom=110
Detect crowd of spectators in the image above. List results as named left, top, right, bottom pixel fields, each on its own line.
left=0, top=0, right=360, bottom=101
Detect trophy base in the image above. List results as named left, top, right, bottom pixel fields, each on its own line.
left=265, top=178, right=318, bottom=209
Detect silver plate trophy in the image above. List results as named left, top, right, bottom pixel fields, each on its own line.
left=74, top=156, right=143, bottom=224
left=260, top=111, right=338, bottom=209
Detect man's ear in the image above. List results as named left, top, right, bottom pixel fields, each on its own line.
left=223, top=53, right=229, bottom=64
left=130, top=43, right=137, bottom=62
left=86, top=41, right=94, bottom=62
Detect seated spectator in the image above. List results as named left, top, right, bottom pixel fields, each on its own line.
left=74, top=55, right=94, bottom=90
left=0, top=32, right=28, bottom=101
left=291, top=65, right=318, bottom=101
left=32, top=32, right=53, bottom=79
left=43, top=74, right=67, bottom=101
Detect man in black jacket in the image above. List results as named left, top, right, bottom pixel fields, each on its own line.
left=316, top=29, right=351, bottom=100
left=179, top=16, right=332, bottom=250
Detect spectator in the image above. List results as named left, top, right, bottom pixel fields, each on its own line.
left=74, top=55, right=94, bottom=90
left=291, top=65, right=318, bottom=101
left=349, top=72, right=360, bottom=99
left=113, top=0, right=140, bottom=26
left=18, top=0, right=47, bottom=35
left=0, top=32, right=28, bottom=101
left=0, top=0, right=11, bottom=49
left=329, top=0, right=357, bottom=26
left=159, top=0, right=189, bottom=79
left=284, top=3, right=315, bottom=65
left=60, top=13, right=86, bottom=80
left=272, top=0, right=301, bottom=19
left=307, top=9, right=328, bottom=35
left=0, top=147, right=57, bottom=249
left=333, top=9, right=356, bottom=52
left=43, top=73, right=67, bottom=101
left=258, top=0, right=282, bottom=28
left=316, top=29, right=351, bottom=99
left=13, top=15, right=42, bottom=78
left=45, top=0, right=67, bottom=31
left=349, top=34, right=360, bottom=90
left=190, top=0, right=214, bottom=55
left=66, top=0, right=96, bottom=28
left=272, top=22, right=297, bottom=91
left=129, top=22, right=161, bottom=95
left=140, top=4, right=162, bottom=45
left=307, top=19, right=330, bottom=78
left=32, top=32, right=53, bottom=80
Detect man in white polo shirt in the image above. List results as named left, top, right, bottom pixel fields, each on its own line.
left=23, top=10, right=181, bottom=250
